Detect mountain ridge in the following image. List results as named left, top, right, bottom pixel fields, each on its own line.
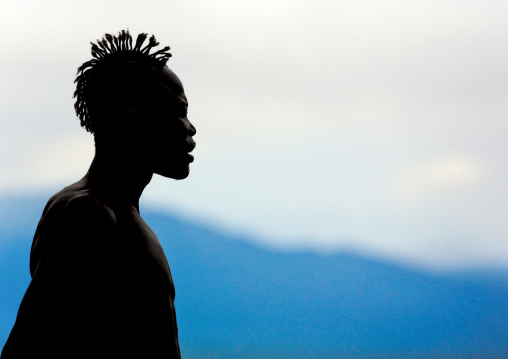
left=1, top=196, right=507, bottom=358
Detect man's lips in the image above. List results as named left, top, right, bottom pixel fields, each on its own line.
left=187, top=141, right=196, bottom=153
left=186, top=140, right=195, bottom=162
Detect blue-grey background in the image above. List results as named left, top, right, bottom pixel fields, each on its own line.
left=1, top=196, right=508, bottom=358
left=1, top=1, right=508, bottom=357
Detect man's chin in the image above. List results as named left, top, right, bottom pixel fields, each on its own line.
left=155, top=165, right=190, bottom=180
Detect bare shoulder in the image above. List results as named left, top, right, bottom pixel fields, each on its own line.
left=30, top=183, right=118, bottom=275
left=33, top=183, right=118, bottom=249
left=43, top=183, right=117, bottom=227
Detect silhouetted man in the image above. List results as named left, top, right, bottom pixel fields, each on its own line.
left=1, top=31, right=195, bottom=358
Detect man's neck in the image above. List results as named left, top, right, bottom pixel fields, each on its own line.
left=82, top=150, right=153, bottom=212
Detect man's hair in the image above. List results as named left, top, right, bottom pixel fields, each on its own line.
left=74, top=30, right=172, bottom=135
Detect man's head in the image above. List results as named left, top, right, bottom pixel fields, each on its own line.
left=74, top=30, right=196, bottom=179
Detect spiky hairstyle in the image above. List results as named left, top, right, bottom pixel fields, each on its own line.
left=74, top=30, right=172, bottom=135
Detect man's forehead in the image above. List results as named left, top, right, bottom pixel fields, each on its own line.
left=153, top=66, right=187, bottom=107
left=153, top=67, right=183, bottom=92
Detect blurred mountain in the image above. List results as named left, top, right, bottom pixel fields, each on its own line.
left=1, top=196, right=507, bottom=358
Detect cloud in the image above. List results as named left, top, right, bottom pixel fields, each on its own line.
left=0, top=133, right=93, bottom=191
left=393, top=153, right=487, bottom=205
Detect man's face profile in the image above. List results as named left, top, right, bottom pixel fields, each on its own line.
left=137, top=66, right=196, bottom=180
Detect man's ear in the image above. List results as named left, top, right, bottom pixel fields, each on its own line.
left=122, top=108, right=140, bottom=131
left=115, top=108, right=141, bottom=141
left=124, top=108, right=138, bottom=122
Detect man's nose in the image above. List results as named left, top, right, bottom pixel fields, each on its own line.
left=188, top=121, right=196, bottom=136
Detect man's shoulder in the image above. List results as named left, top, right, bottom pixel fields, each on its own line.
left=43, top=184, right=116, bottom=227
left=30, top=184, right=118, bottom=275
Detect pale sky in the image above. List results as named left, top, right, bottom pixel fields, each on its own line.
left=1, top=0, right=508, bottom=269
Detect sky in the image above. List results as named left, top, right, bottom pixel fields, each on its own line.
left=1, top=0, right=508, bottom=269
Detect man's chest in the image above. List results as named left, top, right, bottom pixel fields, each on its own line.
left=115, top=209, right=175, bottom=298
